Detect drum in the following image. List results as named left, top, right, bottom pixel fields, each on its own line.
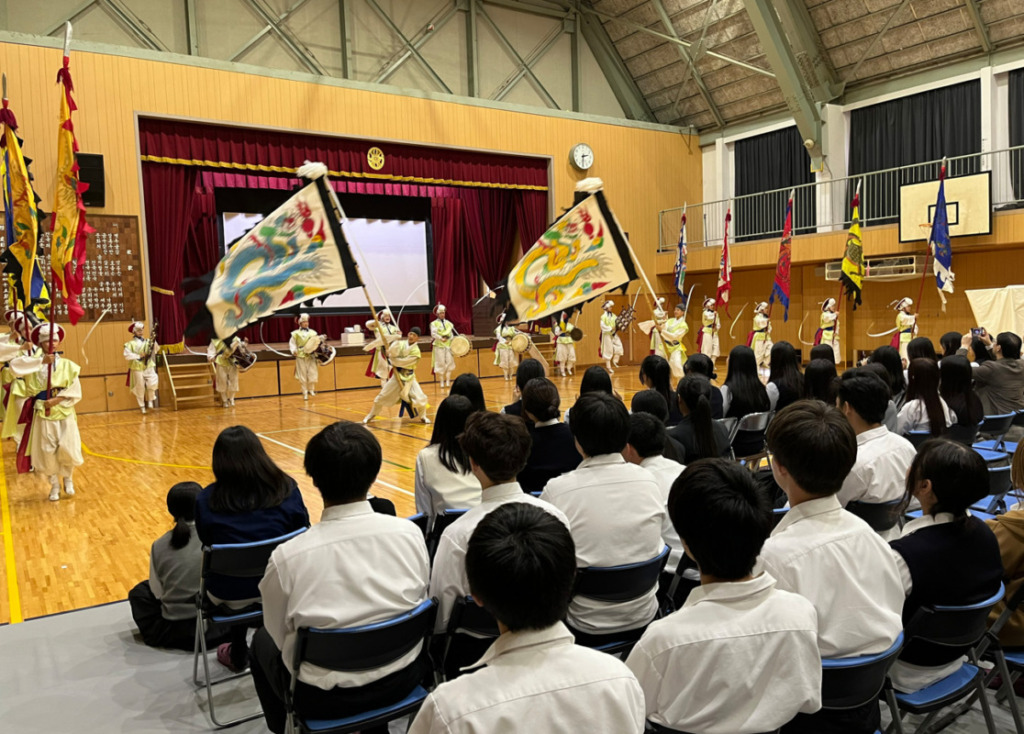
left=450, top=334, right=471, bottom=357
left=569, top=327, right=584, bottom=342
left=231, top=343, right=258, bottom=372
left=314, top=340, right=336, bottom=366
left=510, top=332, right=530, bottom=354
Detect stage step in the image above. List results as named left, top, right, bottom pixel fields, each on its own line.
left=161, top=353, right=216, bottom=410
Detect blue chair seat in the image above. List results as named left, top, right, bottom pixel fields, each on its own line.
left=969, top=508, right=998, bottom=522
left=209, top=608, right=263, bottom=625
left=1003, top=649, right=1024, bottom=668
left=893, top=663, right=983, bottom=711
left=905, top=509, right=923, bottom=520
left=974, top=447, right=1011, bottom=464
left=302, top=686, right=429, bottom=733
left=975, top=439, right=1018, bottom=455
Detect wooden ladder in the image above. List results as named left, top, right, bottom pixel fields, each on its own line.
left=161, top=353, right=217, bottom=410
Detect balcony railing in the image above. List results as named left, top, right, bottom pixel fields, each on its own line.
left=658, top=146, right=1024, bottom=252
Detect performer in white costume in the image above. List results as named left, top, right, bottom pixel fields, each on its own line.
left=600, top=300, right=624, bottom=373
left=892, top=297, right=917, bottom=366
left=815, top=298, right=840, bottom=364
left=649, top=298, right=669, bottom=360
left=430, top=305, right=456, bottom=389
left=363, top=327, right=430, bottom=424
left=553, top=312, right=577, bottom=377
left=207, top=336, right=243, bottom=406
left=124, top=321, right=159, bottom=413
left=13, top=323, right=83, bottom=501
left=288, top=314, right=320, bottom=400
left=494, top=313, right=519, bottom=381
left=364, top=309, right=401, bottom=385
left=698, top=297, right=721, bottom=360
left=749, top=302, right=773, bottom=380
left=661, top=303, right=689, bottom=381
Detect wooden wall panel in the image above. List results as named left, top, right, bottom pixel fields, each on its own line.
left=77, top=376, right=108, bottom=414
left=235, top=362, right=279, bottom=399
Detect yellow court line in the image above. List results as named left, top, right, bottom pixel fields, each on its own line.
left=0, top=460, right=23, bottom=623
left=81, top=443, right=212, bottom=471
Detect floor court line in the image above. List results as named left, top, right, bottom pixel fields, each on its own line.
left=256, top=433, right=414, bottom=497
left=0, top=457, right=23, bottom=624
left=300, top=407, right=429, bottom=445
left=80, top=443, right=211, bottom=471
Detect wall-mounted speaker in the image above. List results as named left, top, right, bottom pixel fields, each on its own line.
left=77, top=153, right=105, bottom=208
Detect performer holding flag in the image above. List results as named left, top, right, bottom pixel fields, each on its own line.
left=929, top=160, right=954, bottom=310
left=840, top=182, right=865, bottom=309
left=673, top=208, right=688, bottom=301
left=769, top=191, right=794, bottom=322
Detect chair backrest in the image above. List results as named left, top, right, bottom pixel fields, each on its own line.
left=904, top=430, right=931, bottom=449
left=407, top=513, right=429, bottom=538
left=574, top=546, right=670, bottom=603
left=732, top=412, right=772, bottom=457
left=984, top=464, right=1014, bottom=512
left=846, top=499, right=903, bottom=532
left=978, top=413, right=1015, bottom=440
left=294, top=598, right=437, bottom=674
left=718, top=417, right=738, bottom=442
left=736, top=411, right=772, bottom=433
left=202, top=527, right=307, bottom=603
left=771, top=507, right=789, bottom=528
left=429, top=508, right=468, bottom=543
left=1014, top=411, right=1024, bottom=428
left=903, top=583, right=1005, bottom=660
left=821, top=632, right=904, bottom=709
left=948, top=422, right=980, bottom=446
left=449, top=596, right=500, bottom=637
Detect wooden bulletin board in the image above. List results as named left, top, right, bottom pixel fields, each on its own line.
left=0, top=214, right=144, bottom=322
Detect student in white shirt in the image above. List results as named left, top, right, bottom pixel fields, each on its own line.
left=410, top=503, right=645, bottom=734
left=627, top=459, right=821, bottom=733
left=836, top=370, right=917, bottom=526
left=624, top=412, right=685, bottom=568
left=541, top=393, right=665, bottom=641
left=250, top=422, right=430, bottom=734
left=430, top=412, right=568, bottom=634
left=896, top=358, right=956, bottom=437
left=761, top=400, right=904, bottom=734
left=414, top=395, right=481, bottom=524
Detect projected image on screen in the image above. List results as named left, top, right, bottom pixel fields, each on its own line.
left=221, top=213, right=433, bottom=312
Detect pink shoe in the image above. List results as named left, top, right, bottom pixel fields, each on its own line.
left=216, top=642, right=247, bottom=673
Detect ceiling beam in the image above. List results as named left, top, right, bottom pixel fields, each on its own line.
left=492, top=20, right=563, bottom=101
left=230, top=0, right=312, bottom=62
left=373, top=2, right=460, bottom=86
left=365, top=0, right=452, bottom=93
left=772, top=0, right=841, bottom=101
left=844, top=0, right=913, bottom=85
left=650, top=0, right=724, bottom=129
left=477, top=1, right=560, bottom=108
left=97, top=0, right=169, bottom=52
left=239, top=0, right=325, bottom=74
left=962, top=0, right=993, bottom=54
left=576, top=5, right=656, bottom=122
left=743, top=0, right=823, bottom=167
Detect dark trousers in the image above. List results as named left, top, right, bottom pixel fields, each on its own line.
left=249, top=626, right=424, bottom=734
left=128, top=580, right=228, bottom=652
left=781, top=701, right=881, bottom=734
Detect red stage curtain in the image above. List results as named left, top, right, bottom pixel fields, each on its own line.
left=461, top=188, right=518, bottom=289
left=514, top=189, right=548, bottom=253
left=431, top=197, right=474, bottom=335
left=142, top=163, right=198, bottom=346
left=141, top=118, right=548, bottom=191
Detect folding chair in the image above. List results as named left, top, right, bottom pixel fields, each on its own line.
left=193, top=527, right=307, bottom=728
left=440, top=596, right=500, bottom=681
left=285, top=599, right=437, bottom=734
left=406, top=512, right=429, bottom=539
left=730, top=411, right=772, bottom=464
left=426, top=508, right=468, bottom=561
left=974, top=464, right=1014, bottom=515
left=974, top=413, right=1017, bottom=463
left=819, top=632, right=903, bottom=731
left=846, top=499, right=904, bottom=533
left=904, top=430, right=931, bottom=449
left=886, top=583, right=1005, bottom=734
left=981, top=582, right=1024, bottom=734
left=571, top=545, right=670, bottom=656
left=948, top=422, right=980, bottom=446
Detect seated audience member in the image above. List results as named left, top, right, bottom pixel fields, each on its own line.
left=541, top=393, right=665, bottom=641
left=639, top=355, right=683, bottom=426
left=669, top=375, right=731, bottom=460
left=868, top=346, right=907, bottom=407
left=762, top=401, right=904, bottom=734
left=684, top=354, right=724, bottom=419
left=627, top=460, right=821, bottom=733
left=809, top=343, right=836, bottom=363
left=767, top=341, right=804, bottom=412
left=906, top=336, right=938, bottom=363
left=987, top=443, right=1024, bottom=648
left=414, top=396, right=481, bottom=523
left=939, top=331, right=962, bottom=361
left=836, top=371, right=917, bottom=522
left=430, top=412, right=568, bottom=632
left=251, top=422, right=430, bottom=734
left=195, top=425, right=310, bottom=672
left=564, top=365, right=617, bottom=426
left=630, top=389, right=685, bottom=463
left=410, top=504, right=645, bottom=734
left=801, top=358, right=838, bottom=404
left=896, top=358, right=955, bottom=437
left=940, top=355, right=984, bottom=428
left=958, top=331, right=1024, bottom=415
left=624, top=412, right=685, bottom=567
left=449, top=373, right=487, bottom=413
left=129, top=482, right=227, bottom=651
left=888, top=439, right=1002, bottom=693
left=517, top=377, right=582, bottom=494
left=860, top=362, right=899, bottom=433
left=501, top=358, right=545, bottom=418
left=721, top=345, right=771, bottom=419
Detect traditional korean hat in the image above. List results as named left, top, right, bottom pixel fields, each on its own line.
left=755, top=301, right=769, bottom=314
left=821, top=298, right=836, bottom=311
left=31, top=322, right=65, bottom=348
left=703, top=297, right=715, bottom=309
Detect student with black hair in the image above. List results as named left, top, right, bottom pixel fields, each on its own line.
left=626, top=460, right=821, bottom=733
left=414, top=395, right=481, bottom=522
left=430, top=412, right=568, bottom=633
left=251, top=421, right=430, bottom=734
left=639, top=354, right=683, bottom=425
left=129, top=482, right=228, bottom=651
left=501, top=358, right=545, bottom=418
left=449, top=373, right=487, bottom=413
left=667, top=375, right=731, bottom=460
left=939, top=355, right=984, bottom=427
left=860, top=361, right=899, bottom=433
left=766, top=341, right=804, bottom=412
left=517, top=377, right=581, bottom=494
left=802, top=358, right=838, bottom=404
left=410, top=504, right=645, bottom=734
left=888, top=439, right=1002, bottom=694
left=897, top=358, right=955, bottom=437
left=762, top=401, right=903, bottom=734
left=809, top=343, right=836, bottom=363
left=684, top=353, right=724, bottom=418
left=564, top=365, right=618, bottom=426
left=958, top=330, right=1024, bottom=414
left=630, top=389, right=685, bottom=463
left=624, top=412, right=684, bottom=567
left=721, top=345, right=771, bottom=419
left=542, top=393, right=664, bottom=640
left=868, top=345, right=907, bottom=406
left=906, top=336, right=937, bottom=363
left=939, top=331, right=962, bottom=360
left=836, top=370, right=916, bottom=522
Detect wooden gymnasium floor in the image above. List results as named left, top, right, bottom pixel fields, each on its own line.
left=0, top=368, right=648, bottom=626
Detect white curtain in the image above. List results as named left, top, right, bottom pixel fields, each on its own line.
left=965, top=286, right=1024, bottom=336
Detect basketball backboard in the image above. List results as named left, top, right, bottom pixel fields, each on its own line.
left=899, top=171, right=991, bottom=242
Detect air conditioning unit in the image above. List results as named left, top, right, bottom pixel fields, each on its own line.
left=824, top=255, right=925, bottom=283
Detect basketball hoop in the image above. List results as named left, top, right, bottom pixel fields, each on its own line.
left=918, top=222, right=933, bottom=239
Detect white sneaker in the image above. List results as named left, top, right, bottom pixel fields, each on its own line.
left=310, top=391, right=316, bottom=397
left=146, top=400, right=154, bottom=408
left=362, top=416, right=371, bottom=424
left=141, top=406, right=147, bottom=414
left=48, top=480, right=60, bottom=501
left=303, top=392, right=309, bottom=401
left=64, top=479, right=74, bottom=497
left=420, top=416, right=431, bottom=424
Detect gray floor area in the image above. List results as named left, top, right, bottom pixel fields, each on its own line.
left=0, top=600, right=1015, bottom=733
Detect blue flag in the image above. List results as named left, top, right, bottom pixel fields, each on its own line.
left=931, top=164, right=953, bottom=310
left=673, top=211, right=687, bottom=299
